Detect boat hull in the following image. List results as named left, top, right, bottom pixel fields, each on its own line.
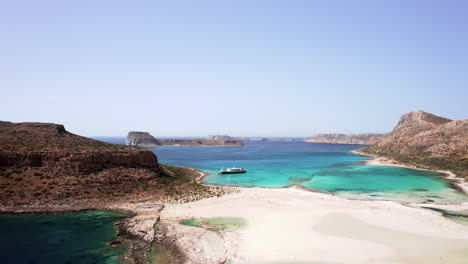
left=219, top=171, right=247, bottom=174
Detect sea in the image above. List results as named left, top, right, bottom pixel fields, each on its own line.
left=1, top=137, right=466, bottom=264
left=141, top=139, right=467, bottom=203
left=0, top=212, right=126, bottom=264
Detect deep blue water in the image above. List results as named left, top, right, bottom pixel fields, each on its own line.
left=0, top=212, right=126, bottom=264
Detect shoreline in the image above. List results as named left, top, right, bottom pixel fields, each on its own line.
left=350, top=149, right=468, bottom=195
left=161, top=187, right=468, bottom=264
left=194, top=160, right=468, bottom=203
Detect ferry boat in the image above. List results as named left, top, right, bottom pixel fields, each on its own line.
left=218, top=167, right=247, bottom=174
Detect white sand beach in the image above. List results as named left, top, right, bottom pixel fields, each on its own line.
left=161, top=187, right=468, bottom=264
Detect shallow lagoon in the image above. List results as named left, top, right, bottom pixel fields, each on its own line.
left=151, top=141, right=467, bottom=202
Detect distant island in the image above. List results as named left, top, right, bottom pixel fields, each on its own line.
left=304, top=133, right=385, bottom=145
left=127, top=131, right=243, bottom=147
left=356, top=110, right=468, bottom=180
left=208, top=135, right=294, bottom=142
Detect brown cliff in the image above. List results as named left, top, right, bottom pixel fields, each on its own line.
left=359, top=111, right=468, bottom=178
left=0, top=121, right=160, bottom=204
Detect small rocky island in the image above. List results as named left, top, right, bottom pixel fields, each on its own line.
left=304, top=133, right=385, bottom=145
left=127, top=131, right=243, bottom=147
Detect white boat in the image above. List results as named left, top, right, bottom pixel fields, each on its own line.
left=218, top=167, right=247, bottom=174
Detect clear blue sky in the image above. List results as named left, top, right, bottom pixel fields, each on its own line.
left=1, top=0, right=467, bottom=137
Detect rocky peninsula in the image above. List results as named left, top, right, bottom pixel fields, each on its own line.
left=304, top=133, right=385, bottom=145
left=127, top=131, right=243, bottom=147
left=358, top=110, right=468, bottom=180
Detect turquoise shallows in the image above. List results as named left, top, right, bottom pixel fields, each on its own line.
left=151, top=141, right=467, bottom=202
left=0, top=212, right=126, bottom=264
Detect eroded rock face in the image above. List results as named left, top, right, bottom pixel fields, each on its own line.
left=360, top=110, right=468, bottom=178
left=304, top=133, right=385, bottom=145
left=0, top=122, right=159, bottom=175
left=0, top=121, right=161, bottom=203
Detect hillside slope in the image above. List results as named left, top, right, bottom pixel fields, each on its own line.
left=359, top=111, right=468, bottom=178
left=0, top=121, right=162, bottom=204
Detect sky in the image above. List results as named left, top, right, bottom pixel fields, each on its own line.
left=1, top=0, right=467, bottom=137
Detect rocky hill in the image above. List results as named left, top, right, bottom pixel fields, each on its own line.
left=127, top=131, right=243, bottom=147
left=304, top=133, right=385, bottom=145
left=0, top=121, right=162, bottom=204
left=359, top=111, right=468, bottom=178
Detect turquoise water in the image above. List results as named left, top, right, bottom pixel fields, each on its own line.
left=151, top=141, right=467, bottom=202
left=0, top=212, right=126, bottom=264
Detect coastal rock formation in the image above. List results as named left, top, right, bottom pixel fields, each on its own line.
left=126, top=132, right=243, bottom=147
left=0, top=121, right=160, bottom=204
left=126, top=131, right=162, bottom=147
left=0, top=122, right=159, bottom=172
left=359, top=110, right=468, bottom=178
left=304, top=133, right=385, bottom=145
left=158, top=221, right=228, bottom=264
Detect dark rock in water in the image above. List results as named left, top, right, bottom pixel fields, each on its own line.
left=411, top=188, right=429, bottom=192
left=107, top=240, right=122, bottom=247
left=288, top=177, right=313, bottom=184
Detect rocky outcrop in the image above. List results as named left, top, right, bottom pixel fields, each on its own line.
left=304, top=133, right=385, bottom=145
left=126, top=131, right=162, bottom=147
left=0, top=122, right=159, bottom=174
left=0, top=121, right=160, bottom=204
left=359, top=110, right=468, bottom=178
left=157, top=221, right=228, bottom=264
left=127, top=132, right=243, bottom=147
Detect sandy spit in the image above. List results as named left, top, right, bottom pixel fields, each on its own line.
left=161, top=186, right=468, bottom=264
